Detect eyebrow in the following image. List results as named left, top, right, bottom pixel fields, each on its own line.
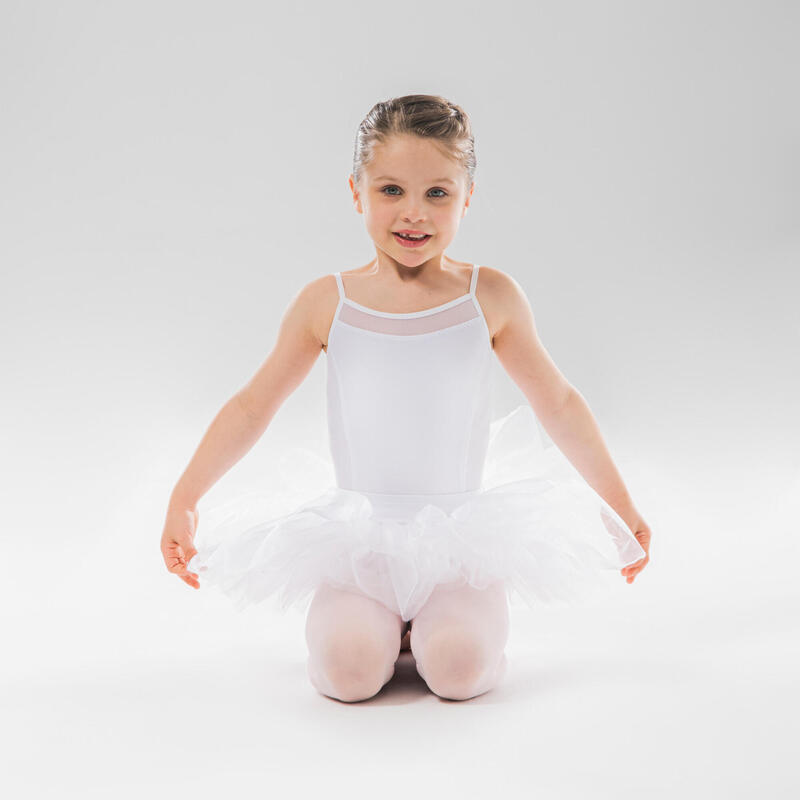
left=372, top=175, right=457, bottom=185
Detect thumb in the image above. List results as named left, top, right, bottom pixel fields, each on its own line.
left=180, top=538, right=199, bottom=571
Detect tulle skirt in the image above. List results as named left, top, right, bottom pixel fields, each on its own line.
left=186, top=404, right=646, bottom=621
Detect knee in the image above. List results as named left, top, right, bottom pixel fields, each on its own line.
left=413, top=627, right=502, bottom=701
left=311, top=632, right=396, bottom=703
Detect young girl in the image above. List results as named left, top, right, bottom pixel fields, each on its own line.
left=161, top=94, right=651, bottom=703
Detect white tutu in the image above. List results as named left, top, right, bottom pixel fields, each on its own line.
left=187, top=404, right=646, bottom=621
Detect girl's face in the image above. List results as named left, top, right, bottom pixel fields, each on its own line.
left=350, top=134, right=474, bottom=266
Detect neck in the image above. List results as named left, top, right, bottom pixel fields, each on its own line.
left=368, top=254, right=454, bottom=286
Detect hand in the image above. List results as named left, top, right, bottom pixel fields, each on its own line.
left=161, top=503, right=201, bottom=590
left=620, top=517, right=652, bottom=584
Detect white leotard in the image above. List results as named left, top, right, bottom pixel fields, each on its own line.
left=325, top=264, right=492, bottom=512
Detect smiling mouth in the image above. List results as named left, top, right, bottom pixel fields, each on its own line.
left=393, top=232, right=432, bottom=243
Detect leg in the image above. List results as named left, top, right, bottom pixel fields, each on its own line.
left=304, top=582, right=405, bottom=702
left=410, top=578, right=510, bottom=701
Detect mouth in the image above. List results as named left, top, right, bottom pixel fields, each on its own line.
left=393, top=232, right=432, bottom=247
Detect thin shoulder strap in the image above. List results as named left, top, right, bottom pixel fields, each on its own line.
left=334, top=272, right=345, bottom=301
left=469, top=264, right=481, bottom=295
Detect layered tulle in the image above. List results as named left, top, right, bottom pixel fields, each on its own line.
left=187, top=404, right=646, bottom=621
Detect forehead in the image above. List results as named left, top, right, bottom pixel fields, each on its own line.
left=366, top=135, right=460, bottom=181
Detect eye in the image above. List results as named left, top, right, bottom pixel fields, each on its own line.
left=380, top=185, right=448, bottom=198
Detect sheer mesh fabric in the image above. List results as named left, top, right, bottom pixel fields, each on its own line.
left=338, top=297, right=479, bottom=335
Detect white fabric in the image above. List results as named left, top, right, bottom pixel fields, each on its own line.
left=326, top=264, right=491, bottom=494
left=187, top=265, right=646, bottom=620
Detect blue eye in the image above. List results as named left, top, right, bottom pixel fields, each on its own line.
left=380, top=186, right=448, bottom=198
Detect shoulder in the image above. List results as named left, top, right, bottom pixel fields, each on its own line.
left=269, top=273, right=337, bottom=352
left=476, top=264, right=525, bottom=298
left=298, top=272, right=339, bottom=305
left=289, top=272, right=341, bottom=351
left=475, top=265, right=531, bottom=345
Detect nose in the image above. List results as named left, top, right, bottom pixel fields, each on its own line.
left=401, top=209, right=425, bottom=224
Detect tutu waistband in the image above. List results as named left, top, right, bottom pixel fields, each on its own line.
left=352, top=488, right=481, bottom=519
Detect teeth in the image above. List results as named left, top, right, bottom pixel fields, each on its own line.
left=397, top=233, right=427, bottom=240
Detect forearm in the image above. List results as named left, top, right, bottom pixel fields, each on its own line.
left=539, top=389, right=641, bottom=528
left=169, top=393, right=270, bottom=510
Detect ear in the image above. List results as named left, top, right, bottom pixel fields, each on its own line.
left=349, top=174, right=363, bottom=214
left=462, top=180, right=475, bottom=216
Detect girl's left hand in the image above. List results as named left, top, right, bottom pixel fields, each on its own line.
left=621, top=517, right=652, bottom=583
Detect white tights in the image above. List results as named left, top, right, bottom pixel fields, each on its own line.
left=304, top=578, right=510, bottom=702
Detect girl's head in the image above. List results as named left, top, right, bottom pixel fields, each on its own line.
left=350, top=94, right=476, bottom=267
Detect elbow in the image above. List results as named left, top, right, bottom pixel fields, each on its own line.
left=233, top=390, right=263, bottom=424
left=548, top=385, right=579, bottom=419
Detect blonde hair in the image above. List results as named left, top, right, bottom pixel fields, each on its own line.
left=352, top=94, right=476, bottom=193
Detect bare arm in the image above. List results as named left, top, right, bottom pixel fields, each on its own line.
left=490, top=268, right=649, bottom=568
left=169, top=277, right=325, bottom=510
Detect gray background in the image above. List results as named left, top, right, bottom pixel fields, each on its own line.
left=1, top=1, right=797, bottom=797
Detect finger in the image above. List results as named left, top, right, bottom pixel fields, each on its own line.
left=623, top=556, right=647, bottom=573
left=166, top=559, right=197, bottom=578
left=174, top=540, right=198, bottom=567
left=621, top=565, right=641, bottom=580
left=180, top=573, right=200, bottom=589
left=163, top=542, right=184, bottom=568
left=169, top=553, right=198, bottom=581
left=627, top=564, right=645, bottom=581
left=166, top=555, right=186, bottom=573
left=165, top=542, right=197, bottom=573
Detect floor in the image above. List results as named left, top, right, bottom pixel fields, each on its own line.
left=2, top=538, right=796, bottom=798
left=2, top=413, right=797, bottom=799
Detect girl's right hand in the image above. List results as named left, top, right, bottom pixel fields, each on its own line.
left=161, top=504, right=200, bottom=590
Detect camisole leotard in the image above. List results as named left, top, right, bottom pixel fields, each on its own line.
left=325, top=264, right=492, bottom=516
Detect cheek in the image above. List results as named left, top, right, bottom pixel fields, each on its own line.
left=433, top=209, right=460, bottom=229
left=366, top=208, right=394, bottom=229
